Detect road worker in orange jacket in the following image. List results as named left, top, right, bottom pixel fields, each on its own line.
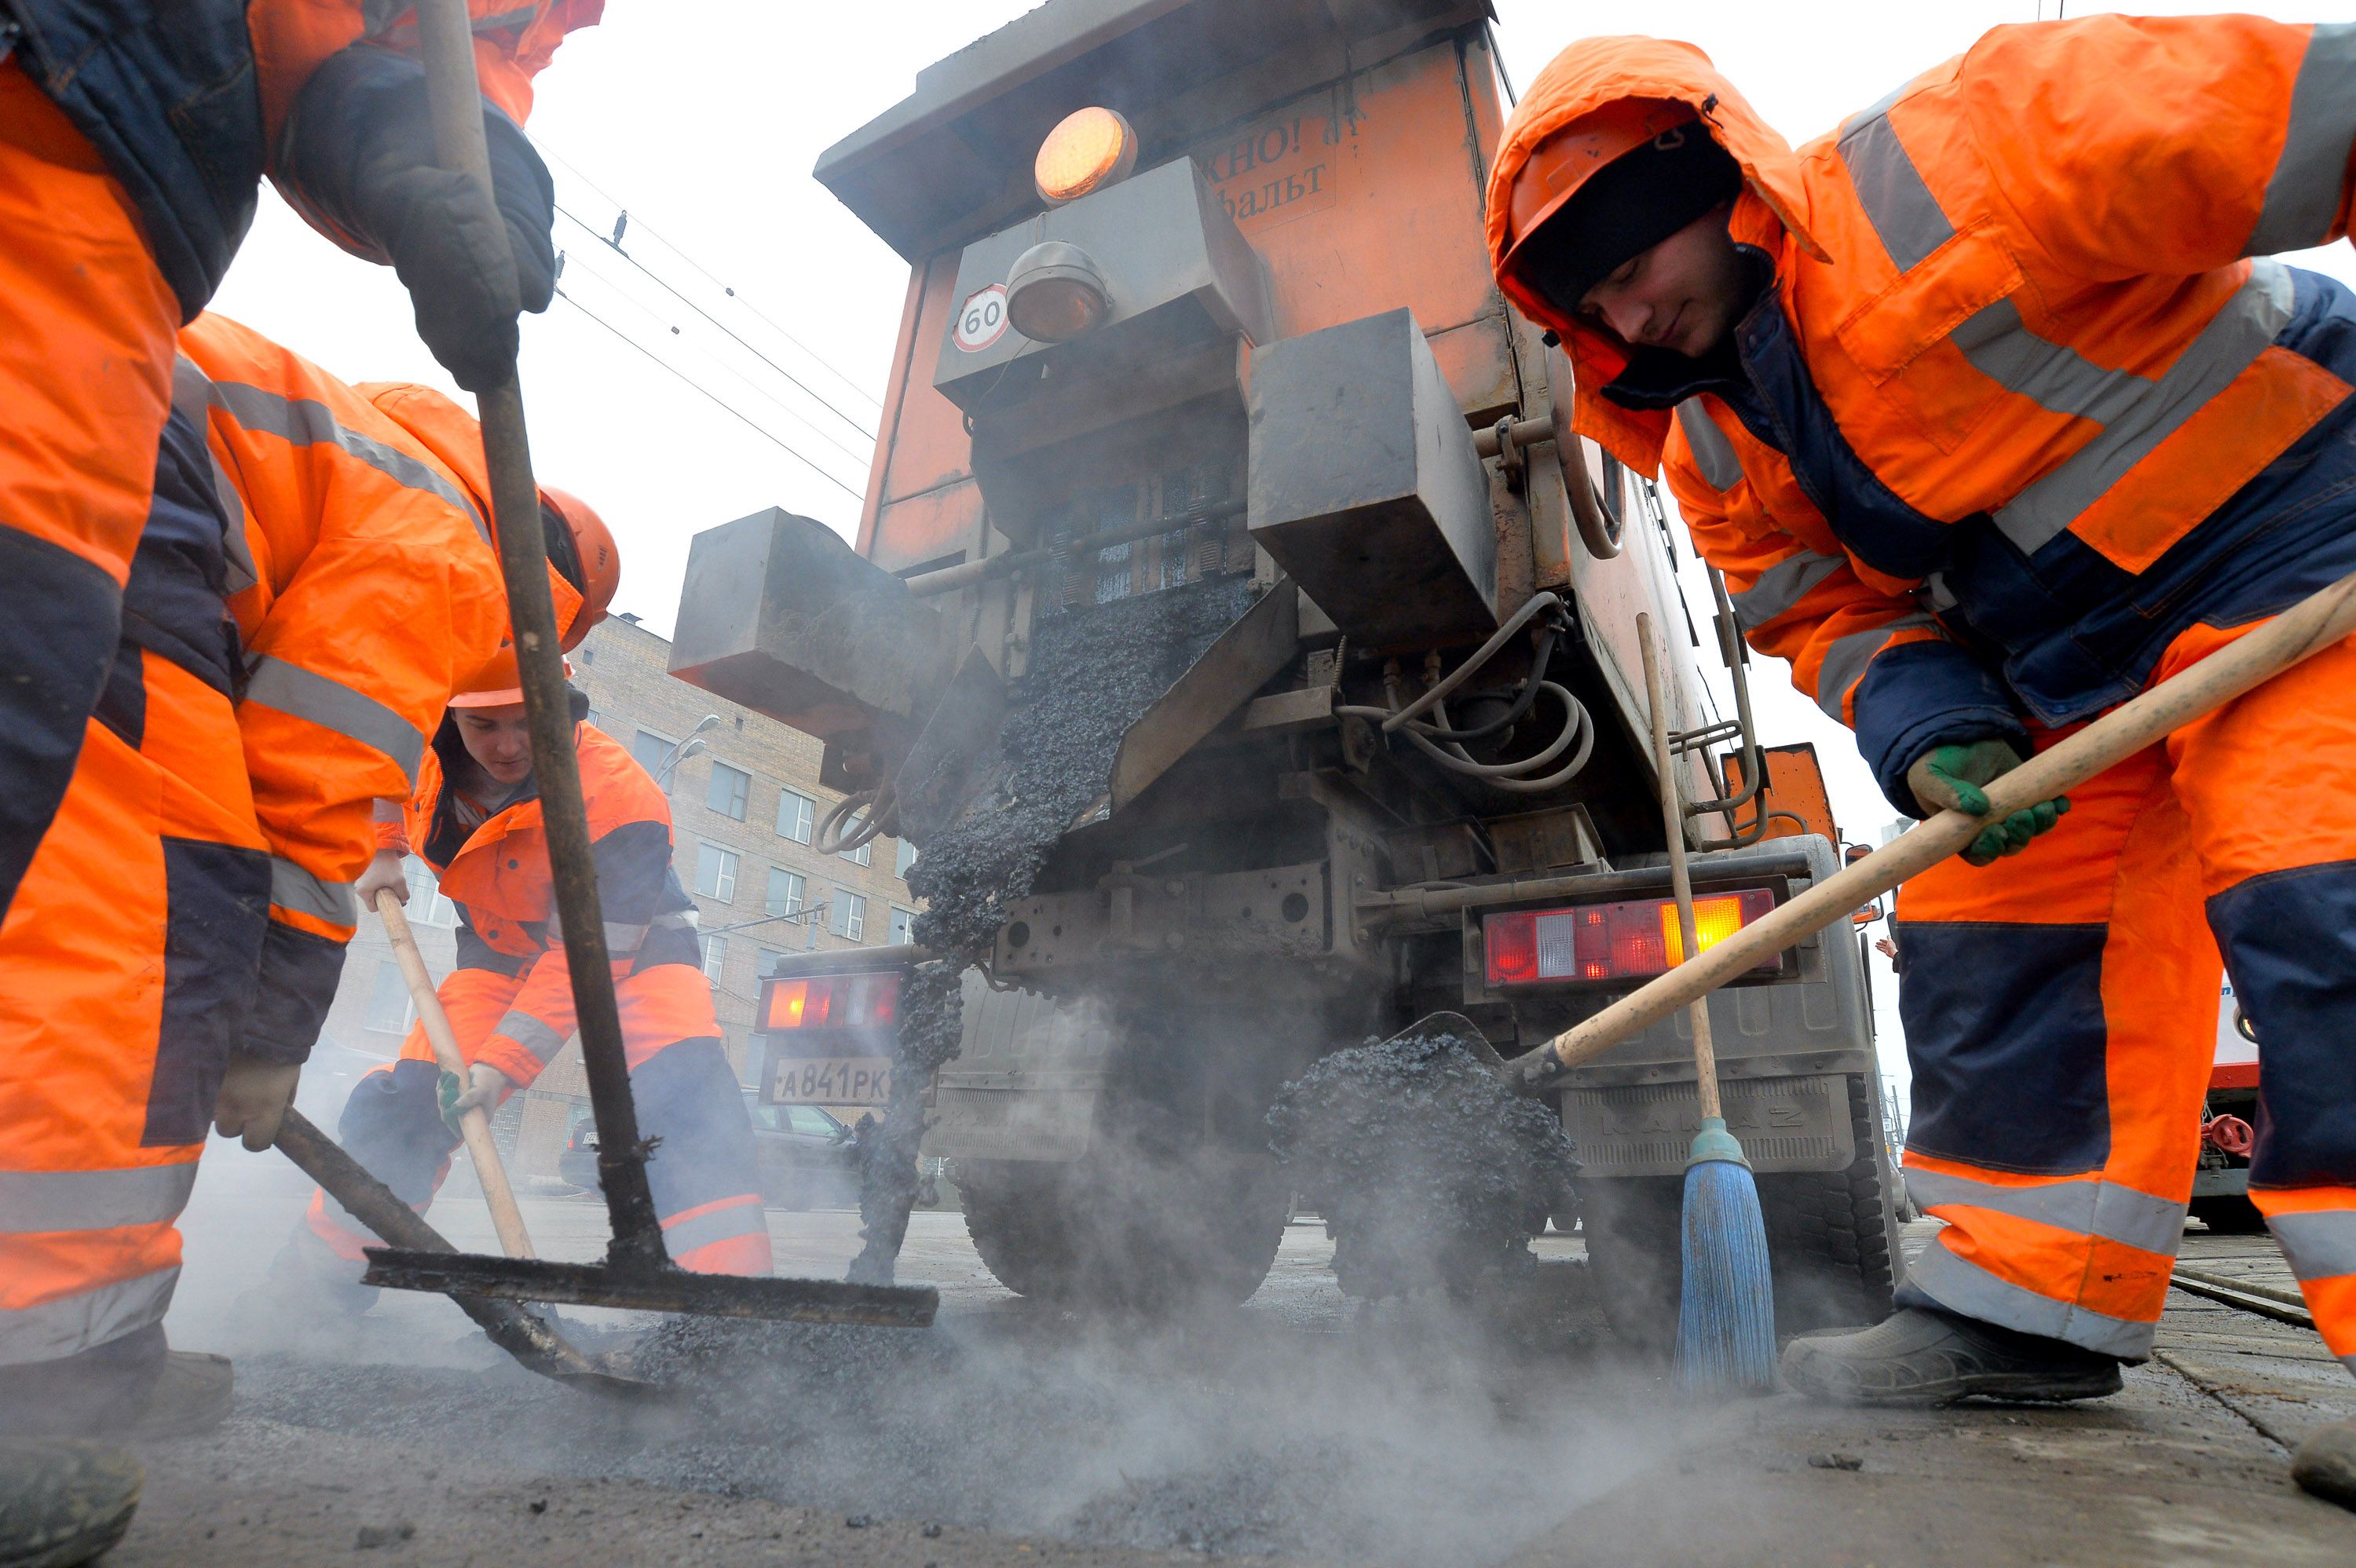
left=0, top=309, right=609, bottom=1452
left=1489, top=16, right=2356, bottom=1501
left=282, top=658, right=776, bottom=1296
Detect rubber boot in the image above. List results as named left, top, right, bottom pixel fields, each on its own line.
left=0, top=1440, right=142, bottom=1568
left=2292, top=1417, right=2356, bottom=1510
left=0, top=1326, right=231, bottom=1441
left=1780, top=1306, right=2125, bottom=1405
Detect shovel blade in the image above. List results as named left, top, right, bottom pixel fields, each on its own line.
left=1381, top=1011, right=1512, bottom=1079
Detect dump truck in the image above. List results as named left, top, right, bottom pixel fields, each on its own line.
left=671, top=0, right=1902, bottom=1339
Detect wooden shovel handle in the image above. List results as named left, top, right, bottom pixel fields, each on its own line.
left=375, top=887, right=536, bottom=1259
left=1524, top=568, right=2356, bottom=1083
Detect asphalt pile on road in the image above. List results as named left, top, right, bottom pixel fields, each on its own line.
left=1269, top=1029, right=1580, bottom=1299
left=847, top=576, right=1263, bottom=1284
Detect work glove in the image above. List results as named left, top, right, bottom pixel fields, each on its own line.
left=438, top=1062, right=514, bottom=1139
left=278, top=46, right=558, bottom=392
left=1906, top=739, right=2069, bottom=867
left=356, top=850, right=409, bottom=911
left=213, top=1050, right=303, bottom=1152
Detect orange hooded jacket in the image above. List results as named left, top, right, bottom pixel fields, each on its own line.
left=1487, top=19, right=2356, bottom=811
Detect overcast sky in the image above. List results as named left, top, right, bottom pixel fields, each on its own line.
left=208, top=1, right=2356, bottom=1100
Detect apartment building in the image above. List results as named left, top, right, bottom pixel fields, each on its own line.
left=312, top=610, right=920, bottom=1176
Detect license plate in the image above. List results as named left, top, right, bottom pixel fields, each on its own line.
left=769, top=1055, right=893, bottom=1106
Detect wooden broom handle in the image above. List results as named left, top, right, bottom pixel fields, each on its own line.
left=1637, top=615, right=1725, bottom=1121
left=1522, top=567, right=2356, bottom=1084
left=375, top=887, right=536, bottom=1259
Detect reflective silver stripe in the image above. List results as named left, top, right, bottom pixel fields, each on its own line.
left=1813, top=614, right=1933, bottom=721
left=1990, top=261, right=2296, bottom=555
left=242, top=654, right=426, bottom=785
left=0, top=1164, right=199, bottom=1233
left=604, top=921, right=649, bottom=954
left=652, top=909, right=701, bottom=931
left=660, top=1200, right=766, bottom=1260
left=2269, top=1209, right=2356, bottom=1281
left=1730, top=549, right=1846, bottom=630
left=207, top=381, right=491, bottom=543
left=170, top=355, right=259, bottom=595
left=2252, top=22, right=2356, bottom=255
left=1838, top=109, right=1953, bottom=270
left=1918, top=572, right=1959, bottom=612
left=492, top=1011, right=568, bottom=1063
left=269, top=856, right=358, bottom=927
left=1904, top=1240, right=2154, bottom=1361
left=1905, top=1168, right=2186, bottom=1256
left=0, top=1266, right=179, bottom=1366
left=1674, top=400, right=1744, bottom=491
left=1948, top=298, right=2153, bottom=426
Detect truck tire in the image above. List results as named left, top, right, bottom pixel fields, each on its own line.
left=955, top=1150, right=1288, bottom=1313
left=1582, top=1074, right=1897, bottom=1348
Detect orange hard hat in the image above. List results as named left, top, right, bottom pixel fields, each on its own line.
left=1496, top=98, right=1699, bottom=296
left=450, top=646, right=574, bottom=709
left=540, top=486, right=619, bottom=650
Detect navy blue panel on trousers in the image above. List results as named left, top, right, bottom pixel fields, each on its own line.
left=1896, top=919, right=2112, bottom=1174
left=2209, top=858, right=2356, bottom=1188
left=337, top=1060, right=462, bottom=1209
left=0, top=527, right=120, bottom=924
left=632, top=1037, right=760, bottom=1217
left=145, top=834, right=271, bottom=1146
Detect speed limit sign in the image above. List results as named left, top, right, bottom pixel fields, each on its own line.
left=953, top=284, right=1009, bottom=352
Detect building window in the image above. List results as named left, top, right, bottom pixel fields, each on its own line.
left=586, top=707, right=607, bottom=733
left=364, top=961, right=415, bottom=1033
left=777, top=789, right=814, bottom=844
left=700, top=933, right=726, bottom=985
left=894, top=838, right=916, bottom=879
left=759, top=948, right=788, bottom=978
left=404, top=862, right=457, bottom=929
left=838, top=837, right=871, bottom=867
left=631, top=729, right=673, bottom=785
left=765, top=866, right=805, bottom=919
left=694, top=842, right=739, bottom=903
left=887, top=906, right=914, bottom=945
left=705, top=761, right=750, bottom=821
left=832, top=890, right=865, bottom=942
left=579, top=646, right=594, bottom=666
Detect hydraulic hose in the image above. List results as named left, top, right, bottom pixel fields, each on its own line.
left=1374, top=591, right=1564, bottom=733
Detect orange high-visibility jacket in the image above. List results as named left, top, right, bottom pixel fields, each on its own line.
left=1488, top=19, right=2356, bottom=812
left=175, top=313, right=512, bottom=1055
left=380, top=718, right=706, bottom=1087
left=7, top=2, right=601, bottom=319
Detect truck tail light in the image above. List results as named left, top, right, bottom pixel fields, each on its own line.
left=1483, top=888, right=1778, bottom=989
left=760, top=971, right=901, bottom=1032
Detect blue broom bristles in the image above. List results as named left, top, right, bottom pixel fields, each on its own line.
left=1674, top=1119, right=1777, bottom=1393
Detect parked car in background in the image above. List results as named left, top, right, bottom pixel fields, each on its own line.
left=558, top=1094, right=860, bottom=1210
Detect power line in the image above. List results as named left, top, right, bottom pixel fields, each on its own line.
left=551, top=283, right=863, bottom=502
left=539, top=143, right=887, bottom=416
left=556, top=240, right=876, bottom=472
left=555, top=203, right=881, bottom=446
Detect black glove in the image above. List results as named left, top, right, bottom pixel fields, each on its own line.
left=277, top=45, right=557, bottom=390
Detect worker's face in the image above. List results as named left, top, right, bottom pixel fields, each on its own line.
left=1576, top=200, right=1747, bottom=358
left=455, top=703, right=535, bottom=786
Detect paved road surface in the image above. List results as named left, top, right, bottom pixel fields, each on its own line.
left=100, top=1141, right=2356, bottom=1566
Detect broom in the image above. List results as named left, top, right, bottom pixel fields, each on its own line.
left=1635, top=615, right=1776, bottom=1392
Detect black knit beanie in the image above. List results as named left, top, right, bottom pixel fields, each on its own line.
left=1517, top=126, right=1744, bottom=315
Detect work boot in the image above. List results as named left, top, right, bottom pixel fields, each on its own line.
left=2292, top=1416, right=2356, bottom=1510
left=1780, top=1307, right=2124, bottom=1405
left=0, top=1326, right=231, bottom=1441
left=0, top=1439, right=142, bottom=1568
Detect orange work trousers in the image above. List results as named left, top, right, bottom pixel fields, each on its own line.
left=0, top=60, right=184, bottom=923
left=1894, top=619, right=2356, bottom=1371
left=0, top=651, right=270, bottom=1371
left=303, top=959, right=774, bottom=1278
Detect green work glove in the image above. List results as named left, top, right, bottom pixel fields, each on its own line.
left=1905, top=739, right=2069, bottom=867
left=437, top=1062, right=512, bottom=1139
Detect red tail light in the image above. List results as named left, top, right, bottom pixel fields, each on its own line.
left=1483, top=888, right=1778, bottom=989
left=760, top=971, right=901, bottom=1031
